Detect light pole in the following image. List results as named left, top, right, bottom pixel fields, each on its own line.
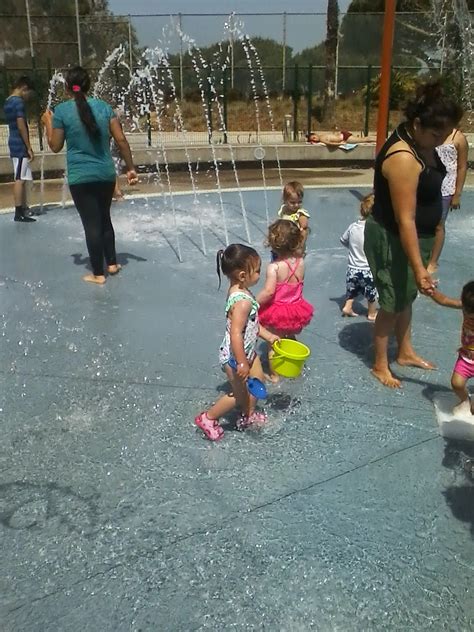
left=376, top=0, right=396, bottom=153
left=75, top=0, right=82, bottom=65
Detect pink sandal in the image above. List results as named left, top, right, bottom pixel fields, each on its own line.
left=195, top=412, right=224, bottom=441
left=237, top=410, right=268, bottom=431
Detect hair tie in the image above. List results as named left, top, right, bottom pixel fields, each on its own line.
left=72, top=84, right=81, bottom=92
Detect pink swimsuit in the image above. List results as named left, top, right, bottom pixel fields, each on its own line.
left=258, top=258, right=314, bottom=335
left=454, top=313, right=474, bottom=380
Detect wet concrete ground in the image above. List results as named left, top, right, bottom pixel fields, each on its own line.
left=0, top=166, right=375, bottom=212
left=1, top=186, right=473, bottom=631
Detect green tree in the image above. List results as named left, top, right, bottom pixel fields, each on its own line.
left=168, top=37, right=293, bottom=98
left=0, top=0, right=140, bottom=72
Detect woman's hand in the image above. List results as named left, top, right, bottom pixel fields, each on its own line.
left=126, top=170, right=138, bottom=185
left=450, top=194, right=461, bottom=210
left=415, top=267, right=435, bottom=295
left=41, top=110, right=53, bottom=127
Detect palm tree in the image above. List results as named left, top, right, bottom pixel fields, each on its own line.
left=323, top=0, right=339, bottom=122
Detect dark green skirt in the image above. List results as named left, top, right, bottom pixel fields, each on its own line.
left=364, top=215, right=434, bottom=314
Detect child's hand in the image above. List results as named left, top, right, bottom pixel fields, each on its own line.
left=268, top=334, right=280, bottom=346
left=236, top=361, right=250, bottom=380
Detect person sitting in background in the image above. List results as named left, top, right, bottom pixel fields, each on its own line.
left=307, top=130, right=376, bottom=146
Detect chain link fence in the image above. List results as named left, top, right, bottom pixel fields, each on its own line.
left=1, top=9, right=472, bottom=153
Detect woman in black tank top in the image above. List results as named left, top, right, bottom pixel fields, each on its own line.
left=364, top=81, right=463, bottom=389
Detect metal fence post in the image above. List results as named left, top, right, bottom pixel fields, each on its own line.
left=364, top=64, right=372, bottom=137
left=30, top=56, right=44, bottom=151
left=207, top=81, right=213, bottom=144
left=128, top=14, right=133, bottom=76
left=307, top=64, right=313, bottom=136
left=229, top=14, right=234, bottom=90
left=75, top=0, right=82, bottom=65
left=147, top=112, right=152, bottom=147
left=2, top=66, right=9, bottom=98
left=223, top=67, right=228, bottom=144
left=1, top=67, right=9, bottom=123
left=293, top=64, right=299, bottom=141
left=179, top=13, right=184, bottom=99
left=25, top=0, right=34, bottom=60
left=282, top=12, right=287, bottom=92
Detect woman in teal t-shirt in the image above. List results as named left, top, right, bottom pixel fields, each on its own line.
left=42, top=66, right=138, bottom=285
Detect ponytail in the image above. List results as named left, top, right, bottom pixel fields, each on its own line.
left=216, top=249, right=224, bottom=289
left=65, top=66, right=100, bottom=141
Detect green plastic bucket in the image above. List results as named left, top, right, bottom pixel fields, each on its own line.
left=270, top=339, right=311, bottom=378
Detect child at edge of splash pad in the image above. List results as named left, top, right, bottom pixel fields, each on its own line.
left=431, top=280, right=474, bottom=416
left=340, top=192, right=378, bottom=320
left=195, top=244, right=279, bottom=441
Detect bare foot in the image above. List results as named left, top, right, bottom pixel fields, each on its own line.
left=342, top=308, right=357, bottom=317
left=452, top=399, right=473, bottom=417
left=107, top=264, right=122, bottom=275
left=367, top=312, right=378, bottom=322
left=396, top=355, right=436, bottom=370
left=82, top=274, right=106, bottom=285
left=371, top=367, right=402, bottom=388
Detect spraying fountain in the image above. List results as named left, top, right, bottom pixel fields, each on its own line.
left=39, top=15, right=288, bottom=258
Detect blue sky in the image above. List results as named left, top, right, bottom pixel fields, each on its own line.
left=108, top=0, right=353, bottom=54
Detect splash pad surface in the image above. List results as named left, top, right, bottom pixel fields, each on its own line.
left=1, top=187, right=473, bottom=630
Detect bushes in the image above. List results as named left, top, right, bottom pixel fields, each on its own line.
left=363, top=70, right=418, bottom=108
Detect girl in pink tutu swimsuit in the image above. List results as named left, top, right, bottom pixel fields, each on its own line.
left=431, top=280, right=474, bottom=416
left=257, top=219, right=314, bottom=381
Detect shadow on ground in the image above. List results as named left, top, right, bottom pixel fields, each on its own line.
left=71, top=251, right=148, bottom=271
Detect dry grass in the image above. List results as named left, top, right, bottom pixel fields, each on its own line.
left=148, top=96, right=383, bottom=135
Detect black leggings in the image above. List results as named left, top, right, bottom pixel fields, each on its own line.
left=69, top=181, right=116, bottom=276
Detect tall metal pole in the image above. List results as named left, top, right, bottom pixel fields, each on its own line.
left=364, top=64, right=372, bottom=137
left=75, top=0, right=82, bottom=65
left=439, top=12, right=448, bottom=75
left=128, top=15, right=133, bottom=76
left=229, top=14, right=234, bottom=90
left=376, top=0, right=396, bottom=153
left=24, top=0, right=34, bottom=59
left=282, top=12, right=287, bottom=91
left=179, top=13, right=184, bottom=99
